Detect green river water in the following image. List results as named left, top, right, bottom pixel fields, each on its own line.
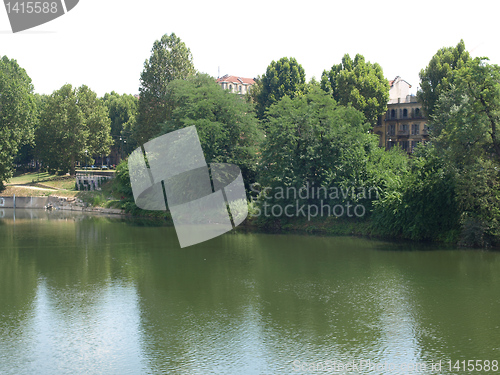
left=0, top=209, right=499, bottom=374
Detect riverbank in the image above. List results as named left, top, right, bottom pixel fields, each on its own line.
left=1, top=173, right=493, bottom=248
left=0, top=195, right=126, bottom=215
left=2, top=172, right=127, bottom=215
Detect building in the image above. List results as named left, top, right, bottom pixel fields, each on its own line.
left=373, top=76, right=429, bottom=154
left=216, top=75, right=255, bottom=95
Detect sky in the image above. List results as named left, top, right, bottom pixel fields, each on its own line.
left=1, top=0, right=499, bottom=97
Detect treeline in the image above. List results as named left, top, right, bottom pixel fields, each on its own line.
left=12, top=87, right=137, bottom=176
left=0, top=64, right=138, bottom=182
left=1, top=36, right=499, bottom=246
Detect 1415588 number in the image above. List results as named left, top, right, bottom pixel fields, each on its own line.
left=5, top=2, right=58, bottom=14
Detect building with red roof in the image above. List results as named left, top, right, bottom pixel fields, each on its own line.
left=216, top=74, right=255, bottom=95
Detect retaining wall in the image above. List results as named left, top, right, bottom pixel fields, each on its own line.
left=0, top=196, right=124, bottom=215
left=0, top=196, right=50, bottom=209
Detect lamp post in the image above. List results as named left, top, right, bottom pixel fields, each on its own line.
left=119, top=137, right=127, bottom=161
left=119, top=137, right=123, bottom=162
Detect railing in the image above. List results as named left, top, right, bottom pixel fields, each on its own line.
left=76, top=171, right=115, bottom=178
left=386, top=115, right=425, bottom=121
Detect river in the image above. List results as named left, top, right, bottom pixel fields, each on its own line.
left=0, top=209, right=499, bottom=374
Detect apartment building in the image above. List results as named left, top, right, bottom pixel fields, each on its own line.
left=373, top=76, right=429, bottom=153
left=216, top=75, right=255, bottom=95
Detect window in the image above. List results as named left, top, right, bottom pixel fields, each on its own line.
left=401, top=124, right=408, bottom=134
left=415, top=108, right=421, bottom=117
left=239, top=85, right=242, bottom=92
left=389, top=124, right=395, bottom=136
left=411, top=124, right=419, bottom=135
left=229, top=84, right=232, bottom=91
left=391, top=109, right=396, bottom=119
left=403, top=108, right=408, bottom=118
left=401, top=141, right=409, bottom=151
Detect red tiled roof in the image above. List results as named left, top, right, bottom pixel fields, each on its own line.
left=216, top=75, right=255, bottom=85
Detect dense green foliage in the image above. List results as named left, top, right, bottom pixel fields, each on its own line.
left=431, top=57, right=500, bottom=161
left=417, top=39, right=470, bottom=119
left=160, top=74, right=262, bottom=185
left=259, top=86, right=370, bottom=191
left=103, top=91, right=138, bottom=156
left=36, top=84, right=112, bottom=175
left=135, top=33, right=195, bottom=145
left=253, top=86, right=407, bottom=224
left=254, top=57, right=306, bottom=119
left=428, top=57, right=500, bottom=245
left=371, top=48, right=500, bottom=246
left=371, top=146, right=460, bottom=241
left=0, top=56, right=37, bottom=189
left=321, top=54, right=389, bottom=126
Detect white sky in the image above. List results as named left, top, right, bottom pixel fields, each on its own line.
left=1, top=0, right=498, bottom=97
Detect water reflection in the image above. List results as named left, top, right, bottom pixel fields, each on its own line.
left=0, top=210, right=499, bottom=374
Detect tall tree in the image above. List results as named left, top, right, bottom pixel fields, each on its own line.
left=0, top=56, right=37, bottom=189
left=37, top=84, right=112, bottom=175
left=254, top=57, right=306, bottom=119
left=135, top=33, right=195, bottom=144
left=429, top=58, right=500, bottom=244
left=77, top=86, right=113, bottom=157
left=417, top=39, right=470, bottom=119
left=259, top=85, right=381, bottom=201
left=431, top=58, right=500, bottom=164
left=103, top=91, right=138, bottom=156
left=321, top=53, right=389, bottom=126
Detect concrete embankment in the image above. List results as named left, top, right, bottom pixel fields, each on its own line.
left=0, top=196, right=124, bottom=215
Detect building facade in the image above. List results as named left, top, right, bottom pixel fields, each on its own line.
left=216, top=75, right=255, bottom=95
left=373, top=76, right=429, bottom=153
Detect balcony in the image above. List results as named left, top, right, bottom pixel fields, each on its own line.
left=385, top=115, right=422, bottom=121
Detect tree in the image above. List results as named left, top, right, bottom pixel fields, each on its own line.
left=254, top=57, right=306, bottom=119
left=159, top=74, right=262, bottom=186
left=257, top=85, right=388, bottom=212
left=77, top=86, right=113, bottom=157
left=430, top=58, right=500, bottom=164
left=135, top=33, right=195, bottom=144
left=417, top=39, right=470, bottom=119
left=428, top=58, right=500, bottom=244
left=37, top=84, right=112, bottom=175
left=0, top=56, right=37, bottom=189
left=321, top=53, right=389, bottom=126
left=103, top=91, right=138, bottom=156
